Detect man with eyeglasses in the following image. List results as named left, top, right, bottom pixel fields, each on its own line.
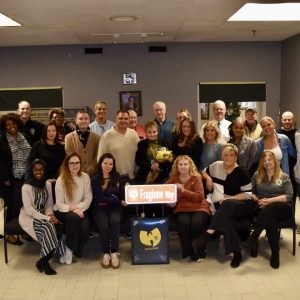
left=65, top=111, right=100, bottom=176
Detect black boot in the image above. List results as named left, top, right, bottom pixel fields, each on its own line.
left=231, top=251, right=242, bottom=268
left=35, top=251, right=57, bottom=275
left=270, top=252, right=280, bottom=269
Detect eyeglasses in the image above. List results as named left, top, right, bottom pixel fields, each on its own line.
left=68, top=161, right=80, bottom=166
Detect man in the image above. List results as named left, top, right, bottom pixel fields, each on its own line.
left=244, top=107, right=262, bottom=140
left=98, top=110, right=139, bottom=181
left=65, top=111, right=100, bottom=176
left=89, top=101, right=114, bottom=137
left=201, top=100, right=231, bottom=144
left=125, top=96, right=138, bottom=112
left=277, top=111, right=297, bottom=147
left=153, top=101, right=174, bottom=148
left=128, top=109, right=146, bottom=140
left=277, top=111, right=297, bottom=213
left=17, top=100, right=44, bottom=146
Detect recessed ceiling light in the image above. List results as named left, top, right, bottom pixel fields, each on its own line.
left=0, top=12, right=22, bottom=26
left=110, top=16, right=137, bottom=22
left=228, top=3, right=300, bottom=21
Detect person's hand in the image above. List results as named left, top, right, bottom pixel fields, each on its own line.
left=150, top=162, right=160, bottom=171
left=176, top=183, right=185, bottom=193
left=258, top=198, right=269, bottom=208
left=121, top=200, right=128, bottom=207
left=48, top=214, right=59, bottom=224
left=205, top=178, right=213, bottom=191
left=4, top=180, right=11, bottom=187
left=72, top=208, right=84, bottom=218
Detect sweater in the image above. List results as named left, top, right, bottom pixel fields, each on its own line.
left=54, top=172, right=92, bottom=212
left=166, top=175, right=211, bottom=215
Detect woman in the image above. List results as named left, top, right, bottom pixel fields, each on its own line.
left=248, top=151, right=293, bottom=269
left=29, top=122, right=65, bottom=201
left=172, top=118, right=203, bottom=170
left=91, top=153, right=124, bottom=269
left=199, top=121, right=222, bottom=171
left=54, top=152, right=92, bottom=264
left=0, top=113, right=31, bottom=244
left=48, top=108, right=74, bottom=144
left=19, top=159, right=65, bottom=275
left=173, top=108, right=192, bottom=137
left=166, top=156, right=211, bottom=262
left=135, top=121, right=172, bottom=185
left=229, top=117, right=259, bottom=174
left=256, top=116, right=296, bottom=174
left=202, top=144, right=254, bottom=268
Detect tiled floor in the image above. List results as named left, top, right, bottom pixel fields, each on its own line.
left=1, top=206, right=300, bottom=300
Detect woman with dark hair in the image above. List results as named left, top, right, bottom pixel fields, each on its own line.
left=166, top=155, right=211, bottom=262
left=172, top=108, right=192, bottom=137
left=228, top=117, right=259, bottom=174
left=0, top=113, right=31, bottom=244
left=172, top=118, right=203, bottom=170
left=91, top=153, right=124, bottom=269
left=29, top=122, right=65, bottom=194
left=54, top=152, right=92, bottom=264
left=19, top=159, right=65, bottom=275
left=248, top=151, right=293, bottom=269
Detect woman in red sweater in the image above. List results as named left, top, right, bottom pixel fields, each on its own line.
left=166, top=155, right=211, bottom=262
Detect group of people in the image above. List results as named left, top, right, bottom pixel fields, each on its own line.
left=0, top=98, right=298, bottom=275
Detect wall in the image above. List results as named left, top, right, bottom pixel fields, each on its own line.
left=0, top=42, right=281, bottom=125
left=281, top=34, right=300, bottom=125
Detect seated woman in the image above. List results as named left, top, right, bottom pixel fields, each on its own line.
left=248, top=151, right=293, bottom=269
left=199, top=121, right=222, bottom=171
left=91, top=153, right=124, bottom=269
left=202, top=144, right=254, bottom=268
left=54, top=152, right=92, bottom=264
left=172, top=118, right=203, bottom=170
left=228, top=117, right=259, bottom=175
left=166, top=155, right=211, bottom=262
left=19, top=159, right=65, bottom=275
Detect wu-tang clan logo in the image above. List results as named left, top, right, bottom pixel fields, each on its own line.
left=139, top=228, right=161, bottom=247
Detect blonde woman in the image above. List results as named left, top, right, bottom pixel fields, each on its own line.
left=166, top=155, right=211, bottom=262
left=248, top=151, right=293, bottom=269
left=256, top=116, right=296, bottom=174
left=202, top=144, right=254, bottom=268
left=199, top=121, right=222, bottom=170
left=54, top=152, right=92, bottom=264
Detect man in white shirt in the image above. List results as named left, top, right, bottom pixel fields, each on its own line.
left=89, top=101, right=114, bottom=137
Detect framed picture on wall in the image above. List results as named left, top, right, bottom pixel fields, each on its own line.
left=119, top=91, right=142, bottom=116
left=200, top=103, right=209, bottom=120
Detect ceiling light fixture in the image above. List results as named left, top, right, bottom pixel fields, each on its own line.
left=228, top=3, right=300, bottom=21
left=110, top=16, right=137, bottom=22
left=90, top=32, right=164, bottom=37
left=0, top=12, right=22, bottom=26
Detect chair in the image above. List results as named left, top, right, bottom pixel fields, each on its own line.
left=3, top=206, right=27, bottom=263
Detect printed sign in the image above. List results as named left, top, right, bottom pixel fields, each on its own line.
left=125, top=184, right=177, bottom=205
left=131, top=218, right=169, bottom=265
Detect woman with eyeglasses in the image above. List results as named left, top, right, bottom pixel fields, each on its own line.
left=54, top=152, right=92, bottom=264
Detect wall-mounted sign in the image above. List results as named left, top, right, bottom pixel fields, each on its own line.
left=123, top=72, right=137, bottom=85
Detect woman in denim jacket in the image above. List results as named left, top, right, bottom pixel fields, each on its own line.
left=256, top=116, right=296, bottom=174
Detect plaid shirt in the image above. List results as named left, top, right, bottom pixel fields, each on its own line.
left=6, top=132, right=31, bottom=179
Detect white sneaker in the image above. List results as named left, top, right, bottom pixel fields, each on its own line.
left=65, top=247, right=73, bottom=265
left=101, top=253, right=111, bottom=268
left=111, top=253, right=120, bottom=269
left=59, top=253, right=66, bottom=264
